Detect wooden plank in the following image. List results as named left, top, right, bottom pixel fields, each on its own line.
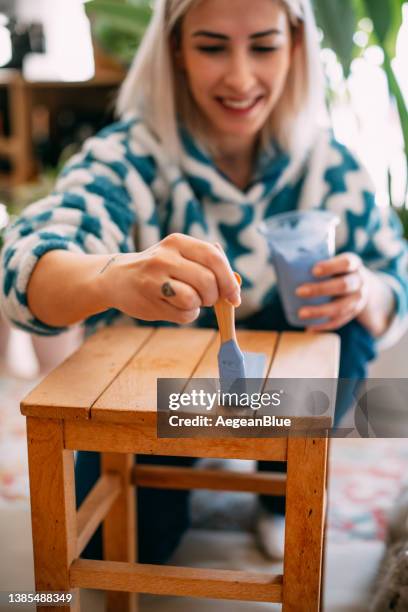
left=265, top=332, right=340, bottom=425
left=132, top=464, right=286, bottom=495
left=268, top=332, right=340, bottom=378
left=70, top=559, right=283, bottom=602
left=9, top=76, right=35, bottom=185
left=0, top=171, right=12, bottom=188
left=21, top=326, right=154, bottom=420
left=320, top=437, right=331, bottom=612
left=25, top=70, right=125, bottom=88
left=192, top=330, right=279, bottom=378
left=77, top=474, right=121, bottom=557
left=0, top=136, right=18, bottom=156
left=64, top=420, right=288, bottom=461
left=282, top=437, right=328, bottom=612
left=0, top=68, right=21, bottom=85
left=26, top=417, right=79, bottom=611
left=91, top=328, right=215, bottom=423
left=102, top=453, right=137, bottom=612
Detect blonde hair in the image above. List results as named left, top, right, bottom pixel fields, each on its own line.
left=117, top=0, right=326, bottom=162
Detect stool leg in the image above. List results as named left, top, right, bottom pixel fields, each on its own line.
left=320, top=437, right=331, bottom=612
left=26, top=417, right=79, bottom=612
left=282, top=437, right=328, bottom=612
left=102, top=453, right=137, bottom=612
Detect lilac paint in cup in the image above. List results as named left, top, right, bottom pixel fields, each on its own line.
left=259, top=211, right=339, bottom=328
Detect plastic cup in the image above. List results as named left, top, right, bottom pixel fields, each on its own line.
left=259, top=210, right=339, bottom=327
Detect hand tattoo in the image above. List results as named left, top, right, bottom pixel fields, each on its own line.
left=99, top=256, right=117, bottom=274
left=161, top=282, right=176, bottom=298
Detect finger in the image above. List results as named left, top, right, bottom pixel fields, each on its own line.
left=167, top=234, right=241, bottom=305
left=166, top=258, right=220, bottom=307
left=306, top=311, right=356, bottom=332
left=306, top=294, right=366, bottom=330
left=157, top=299, right=201, bottom=325
left=135, top=294, right=201, bottom=325
left=313, top=253, right=362, bottom=278
left=160, top=278, right=202, bottom=311
left=296, top=272, right=363, bottom=298
left=298, top=293, right=360, bottom=321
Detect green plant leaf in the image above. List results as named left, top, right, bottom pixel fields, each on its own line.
left=85, top=0, right=152, bottom=30
left=94, top=19, right=144, bottom=64
left=313, top=0, right=357, bottom=75
left=86, top=0, right=152, bottom=64
left=382, top=49, right=408, bottom=199
left=93, top=12, right=148, bottom=39
left=361, top=0, right=392, bottom=42
left=362, top=0, right=403, bottom=57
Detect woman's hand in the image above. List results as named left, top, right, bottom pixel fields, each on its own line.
left=99, top=233, right=241, bottom=325
left=295, top=252, right=395, bottom=336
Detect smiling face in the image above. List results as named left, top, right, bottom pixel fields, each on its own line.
left=177, top=0, right=293, bottom=153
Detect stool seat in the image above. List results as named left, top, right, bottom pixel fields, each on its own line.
left=21, top=326, right=340, bottom=612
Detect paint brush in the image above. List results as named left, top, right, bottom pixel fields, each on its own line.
left=214, top=273, right=246, bottom=394
left=214, top=273, right=267, bottom=396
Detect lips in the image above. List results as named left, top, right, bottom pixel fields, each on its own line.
left=216, top=95, right=264, bottom=113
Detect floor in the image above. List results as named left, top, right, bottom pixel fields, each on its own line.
left=0, top=504, right=384, bottom=611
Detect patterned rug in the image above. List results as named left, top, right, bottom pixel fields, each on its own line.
left=0, top=376, right=35, bottom=506
left=1, top=375, right=407, bottom=542
left=328, top=438, right=408, bottom=542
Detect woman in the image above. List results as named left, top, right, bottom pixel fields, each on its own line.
left=1, top=0, right=407, bottom=561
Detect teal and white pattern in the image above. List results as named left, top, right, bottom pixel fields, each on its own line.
left=1, top=117, right=407, bottom=346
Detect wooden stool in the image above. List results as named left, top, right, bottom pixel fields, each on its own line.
left=21, top=327, right=340, bottom=611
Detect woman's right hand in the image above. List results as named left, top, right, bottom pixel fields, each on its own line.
left=99, top=233, right=242, bottom=324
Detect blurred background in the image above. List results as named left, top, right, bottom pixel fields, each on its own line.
left=0, top=0, right=407, bottom=208
left=0, top=3, right=407, bottom=610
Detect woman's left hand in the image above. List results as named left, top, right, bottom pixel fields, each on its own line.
left=295, top=252, right=369, bottom=331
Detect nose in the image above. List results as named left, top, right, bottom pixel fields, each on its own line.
left=223, top=50, right=257, bottom=94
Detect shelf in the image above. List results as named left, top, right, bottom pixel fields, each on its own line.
left=0, top=67, right=123, bottom=186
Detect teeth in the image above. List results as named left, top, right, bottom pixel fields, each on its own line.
left=221, top=98, right=257, bottom=109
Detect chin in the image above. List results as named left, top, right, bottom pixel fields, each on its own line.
left=216, top=123, right=264, bottom=140
left=211, top=115, right=269, bottom=140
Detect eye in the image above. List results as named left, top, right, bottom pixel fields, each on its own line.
left=252, top=46, right=279, bottom=53
left=196, top=45, right=226, bottom=54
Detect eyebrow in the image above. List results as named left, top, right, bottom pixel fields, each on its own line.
left=192, top=28, right=282, bottom=40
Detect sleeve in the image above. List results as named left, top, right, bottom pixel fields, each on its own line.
left=0, top=121, right=146, bottom=336
left=321, top=137, right=408, bottom=349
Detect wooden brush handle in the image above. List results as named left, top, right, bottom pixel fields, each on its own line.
left=214, top=273, right=242, bottom=344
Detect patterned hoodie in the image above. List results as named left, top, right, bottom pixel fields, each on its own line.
left=1, top=117, right=407, bottom=347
